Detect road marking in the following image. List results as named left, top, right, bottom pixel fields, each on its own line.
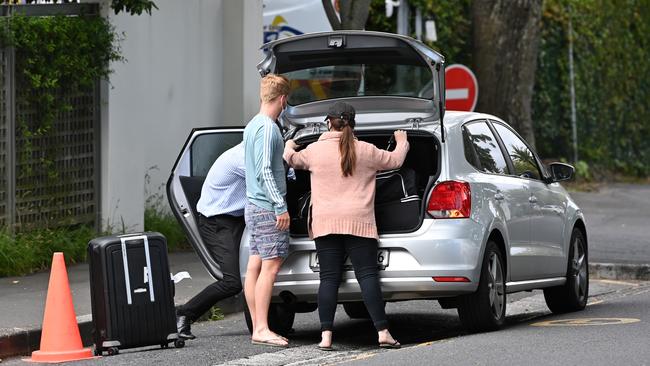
left=595, top=279, right=640, bottom=286
left=213, top=345, right=380, bottom=366
left=630, top=289, right=650, bottom=296
left=531, top=318, right=640, bottom=327
left=586, top=299, right=604, bottom=306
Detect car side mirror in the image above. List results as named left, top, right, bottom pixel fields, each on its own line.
left=547, top=162, right=574, bottom=183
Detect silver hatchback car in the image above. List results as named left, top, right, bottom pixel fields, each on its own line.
left=168, top=31, right=588, bottom=334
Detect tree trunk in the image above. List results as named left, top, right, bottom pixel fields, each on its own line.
left=322, top=0, right=371, bottom=30
left=472, top=0, right=543, bottom=148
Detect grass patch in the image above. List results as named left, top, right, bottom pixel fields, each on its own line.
left=197, top=306, right=225, bottom=322
left=0, top=225, right=95, bottom=277
left=0, top=207, right=191, bottom=277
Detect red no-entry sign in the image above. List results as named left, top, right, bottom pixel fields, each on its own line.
left=445, top=64, right=478, bottom=112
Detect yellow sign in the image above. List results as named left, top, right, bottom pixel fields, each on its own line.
left=531, top=318, right=640, bottom=327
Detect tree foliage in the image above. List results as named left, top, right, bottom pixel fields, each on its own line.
left=1, top=0, right=158, bottom=16
left=110, top=0, right=157, bottom=15
left=367, top=0, right=650, bottom=177
left=322, top=0, right=371, bottom=30
left=366, top=0, right=472, bottom=65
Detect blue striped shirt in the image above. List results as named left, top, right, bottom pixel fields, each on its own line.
left=196, top=143, right=247, bottom=217
left=243, top=114, right=287, bottom=215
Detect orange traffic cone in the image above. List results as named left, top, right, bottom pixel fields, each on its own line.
left=24, top=252, right=94, bottom=363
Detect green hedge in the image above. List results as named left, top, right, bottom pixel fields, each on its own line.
left=533, top=0, right=650, bottom=177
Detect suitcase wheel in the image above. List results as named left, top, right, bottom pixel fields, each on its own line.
left=174, top=339, right=185, bottom=348
left=107, top=347, right=119, bottom=356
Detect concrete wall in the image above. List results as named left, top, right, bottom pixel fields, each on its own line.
left=100, top=0, right=262, bottom=231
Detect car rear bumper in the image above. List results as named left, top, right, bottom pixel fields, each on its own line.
left=271, top=274, right=478, bottom=303
left=240, top=218, right=487, bottom=303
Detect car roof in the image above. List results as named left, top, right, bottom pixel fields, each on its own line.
left=443, top=110, right=506, bottom=128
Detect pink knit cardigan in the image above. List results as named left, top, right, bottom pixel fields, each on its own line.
left=283, top=131, right=409, bottom=239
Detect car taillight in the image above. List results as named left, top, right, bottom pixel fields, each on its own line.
left=427, top=181, right=471, bottom=219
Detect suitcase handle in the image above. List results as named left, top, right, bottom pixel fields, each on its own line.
left=120, top=235, right=155, bottom=305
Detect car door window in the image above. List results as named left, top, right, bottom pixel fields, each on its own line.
left=491, top=123, right=542, bottom=180
left=463, top=121, right=509, bottom=174
left=190, top=132, right=243, bottom=176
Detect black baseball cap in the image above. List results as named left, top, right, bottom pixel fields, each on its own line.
left=326, top=101, right=356, bottom=123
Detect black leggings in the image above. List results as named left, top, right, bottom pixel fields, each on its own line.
left=315, top=234, right=388, bottom=332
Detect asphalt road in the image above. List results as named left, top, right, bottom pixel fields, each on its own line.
left=4, top=279, right=647, bottom=365
left=570, top=183, right=650, bottom=264
left=348, top=280, right=650, bottom=366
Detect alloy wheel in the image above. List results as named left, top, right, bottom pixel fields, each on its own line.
left=487, top=252, right=505, bottom=319
left=572, top=236, right=588, bottom=301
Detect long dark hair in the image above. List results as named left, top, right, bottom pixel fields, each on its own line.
left=329, top=114, right=356, bottom=177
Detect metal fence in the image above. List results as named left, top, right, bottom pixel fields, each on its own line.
left=0, top=3, right=100, bottom=231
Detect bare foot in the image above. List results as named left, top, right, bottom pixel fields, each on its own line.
left=319, top=330, right=333, bottom=348
left=377, top=329, right=398, bottom=345
left=272, top=331, right=289, bottom=342
left=252, top=329, right=288, bottom=346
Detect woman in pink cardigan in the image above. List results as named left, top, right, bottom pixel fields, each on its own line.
left=283, top=101, right=409, bottom=350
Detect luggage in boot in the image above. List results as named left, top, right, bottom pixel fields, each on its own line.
left=290, top=191, right=311, bottom=236
left=374, top=167, right=422, bottom=232
left=289, top=167, right=422, bottom=236
left=88, top=232, right=183, bottom=356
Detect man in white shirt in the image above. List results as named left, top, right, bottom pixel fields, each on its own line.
left=175, top=142, right=246, bottom=340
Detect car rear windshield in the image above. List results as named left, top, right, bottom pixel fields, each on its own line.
left=283, top=63, right=434, bottom=106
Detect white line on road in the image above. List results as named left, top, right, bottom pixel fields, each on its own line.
left=213, top=345, right=378, bottom=366
left=595, top=279, right=640, bottom=286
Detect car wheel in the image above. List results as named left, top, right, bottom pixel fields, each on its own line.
left=457, top=240, right=506, bottom=332
left=343, top=302, right=372, bottom=319
left=543, top=228, right=589, bottom=313
left=243, top=303, right=295, bottom=336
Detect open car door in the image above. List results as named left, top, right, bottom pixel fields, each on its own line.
left=167, top=128, right=244, bottom=280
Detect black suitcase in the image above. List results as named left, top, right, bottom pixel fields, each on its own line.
left=88, top=232, right=183, bottom=356
left=375, top=168, right=422, bottom=232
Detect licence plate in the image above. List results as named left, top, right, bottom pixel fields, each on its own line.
left=309, top=249, right=390, bottom=271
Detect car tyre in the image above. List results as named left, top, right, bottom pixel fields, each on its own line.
left=343, top=302, right=372, bottom=319
left=244, top=303, right=295, bottom=336
left=457, top=240, right=506, bottom=332
left=543, top=228, right=589, bottom=313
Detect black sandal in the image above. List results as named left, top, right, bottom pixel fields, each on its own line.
left=379, top=340, right=401, bottom=349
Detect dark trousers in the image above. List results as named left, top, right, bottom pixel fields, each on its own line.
left=315, top=234, right=388, bottom=332
left=177, top=213, right=245, bottom=321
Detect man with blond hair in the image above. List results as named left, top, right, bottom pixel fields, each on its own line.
left=243, top=73, right=291, bottom=347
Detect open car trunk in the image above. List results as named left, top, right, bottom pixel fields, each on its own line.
left=286, top=130, right=439, bottom=236
left=168, top=128, right=439, bottom=278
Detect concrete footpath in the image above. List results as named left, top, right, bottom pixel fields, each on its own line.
left=1, top=250, right=649, bottom=360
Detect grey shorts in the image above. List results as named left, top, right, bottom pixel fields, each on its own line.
left=244, top=203, right=289, bottom=260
